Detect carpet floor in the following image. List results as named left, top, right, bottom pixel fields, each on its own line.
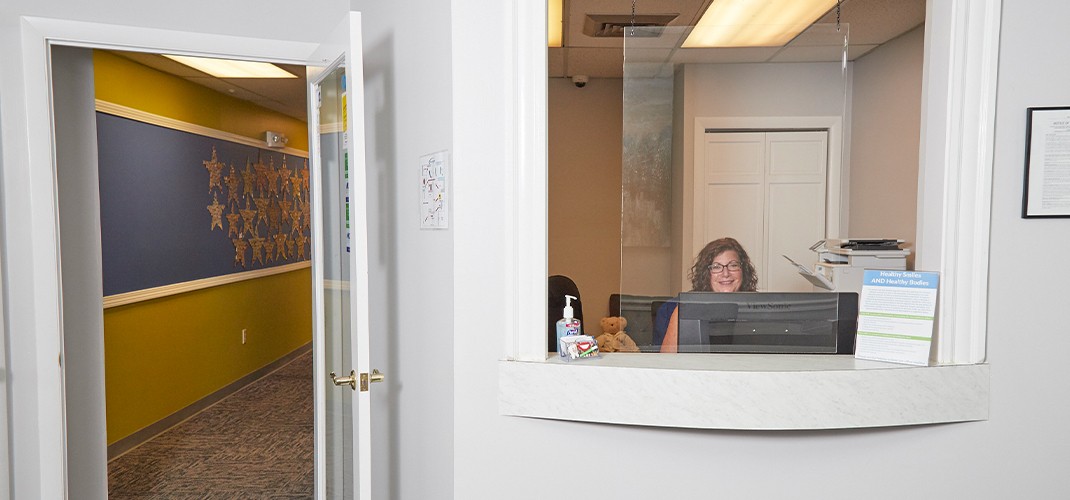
left=107, top=351, right=314, bottom=499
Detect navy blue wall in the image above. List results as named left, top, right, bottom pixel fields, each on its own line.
left=97, top=113, right=309, bottom=296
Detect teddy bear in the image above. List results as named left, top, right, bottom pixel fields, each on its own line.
left=595, top=316, right=640, bottom=353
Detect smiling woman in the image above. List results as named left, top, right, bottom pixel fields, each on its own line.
left=658, top=237, right=759, bottom=353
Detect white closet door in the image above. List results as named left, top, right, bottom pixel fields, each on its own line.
left=765, top=131, right=827, bottom=291
left=698, top=130, right=827, bottom=292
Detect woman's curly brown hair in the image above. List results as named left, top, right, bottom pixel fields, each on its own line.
left=687, top=237, right=758, bottom=292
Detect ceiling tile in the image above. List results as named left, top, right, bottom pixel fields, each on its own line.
left=818, top=0, right=926, bottom=45
left=549, top=48, right=567, bottom=77
left=566, top=47, right=625, bottom=78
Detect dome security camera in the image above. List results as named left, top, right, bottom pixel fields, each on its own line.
left=571, top=75, right=588, bottom=88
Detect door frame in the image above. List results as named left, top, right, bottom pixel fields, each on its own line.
left=9, top=16, right=328, bottom=498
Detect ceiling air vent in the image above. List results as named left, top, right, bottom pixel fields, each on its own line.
left=583, top=13, right=679, bottom=38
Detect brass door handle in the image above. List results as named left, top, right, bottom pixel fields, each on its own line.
left=332, top=369, right=385, bottom=391
left=330, top=370, right=357, bottom=390
left=358, top=369, right=386, bottom=391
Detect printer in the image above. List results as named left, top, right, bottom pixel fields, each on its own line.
left=786, top=239, right=910, bottom=293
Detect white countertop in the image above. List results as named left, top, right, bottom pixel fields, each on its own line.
left=499, top=353, right=989, bottom=430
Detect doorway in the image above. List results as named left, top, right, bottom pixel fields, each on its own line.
left=52, top=45, right=315, bottom=497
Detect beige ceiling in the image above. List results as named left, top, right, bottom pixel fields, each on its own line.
left=551, top=0, right=926, bottom=78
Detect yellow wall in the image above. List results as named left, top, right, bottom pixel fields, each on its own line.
left=95, top=49, right=312, bottom=445
left=104, top=269, right=311, bottom=444
left=93, top=50, right=308, bottom=151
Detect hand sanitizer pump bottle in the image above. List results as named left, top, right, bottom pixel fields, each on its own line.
left=555, top=295, right=582, bottom=357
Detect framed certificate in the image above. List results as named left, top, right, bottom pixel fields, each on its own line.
left=1023, top=106, right=1070, bottom=218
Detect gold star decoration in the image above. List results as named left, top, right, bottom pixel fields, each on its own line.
left=290, top=209, right=303, bottom=236
left=254, top=196, right=271, bottom=228
left=232, top=238, right=249, bottom=268
left=207, top=193, right=224, bottom=231
left=249, top=236, right=265, bottom=266
left=279, top=199, right=292, bottom=230
left=267, top=197, right=282, bottom=234
left=254, top=161, right=269, bottom=196
left=264, top=240, right=276, bottom=263
left=278, top=158, right=292, bottom=198
left=295, top=234, right=308, bottom=259
left=240, top=197, right=258, bottom=238
left=241, top=160, right=257, bottom=199
left=273, top=233, right=288, bottom=260
left=290, top=171, right=303, bottom=201
left=266, top=159, right=281, bottom=196
left=204, top=148, right=312, bottom=270
left=226, top=211, right=242, bottom=238
left=225, top=163, right=241, bottom=205
left=203, top=147, right=225, bottom=192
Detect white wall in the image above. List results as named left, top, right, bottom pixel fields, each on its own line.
left=51, top=45, right=107, bottom=499
left=849, top=26, right=924, bottom=264
left=349, top=2, right=455, bottom=499
left=8, top=0, right=1070, bottom=498
left=986, top=0, right=1070, bottom=488
left=453, top=1, right=1070, bottom=500
left=1, top=1, right=454, bottom=498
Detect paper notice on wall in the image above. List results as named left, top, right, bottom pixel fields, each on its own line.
left=854, top=269, right=940, bottom=366
left=420, top=150, right=449, bottom=229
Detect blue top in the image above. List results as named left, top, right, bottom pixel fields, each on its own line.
left=652, top=300, right=678, bottom=348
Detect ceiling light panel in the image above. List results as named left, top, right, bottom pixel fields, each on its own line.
left=683, top=0, right=839, bottom=48
left=163, top=55, right=297, bottom=78
left=549, top=0, right=564, bottom=47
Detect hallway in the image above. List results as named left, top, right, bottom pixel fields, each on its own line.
left=107, top=351, right=313, bottom=498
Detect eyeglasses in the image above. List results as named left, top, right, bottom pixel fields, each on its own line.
left=709, top=261, right=742, bottom=273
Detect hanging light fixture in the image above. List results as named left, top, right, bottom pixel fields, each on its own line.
left=682, top=0, right=838, bottom=48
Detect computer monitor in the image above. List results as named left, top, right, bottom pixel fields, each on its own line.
left=676, top=292, right=859, bottom=354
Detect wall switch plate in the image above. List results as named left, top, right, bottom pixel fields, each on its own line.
left=242, top=329, right=247, bottom=344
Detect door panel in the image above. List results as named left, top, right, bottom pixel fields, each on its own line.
left=703, top=183, right=764, bottom=268
left=766, top=131, right=827, bottom=291
left=767, top=182, right=826, bottom=291
left=308, top=12, right=372, bottom=500
left=767, top=132, right=828, bottom=176
left=705, top=133, right=764, bottom=177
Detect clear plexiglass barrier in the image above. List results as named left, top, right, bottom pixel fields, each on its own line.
left=619, top=23, right=851, bottom=353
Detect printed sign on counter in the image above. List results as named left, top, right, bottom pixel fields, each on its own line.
left=854, top=269, right=940, bottom=366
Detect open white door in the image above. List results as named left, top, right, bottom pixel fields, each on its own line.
left=10, top=12, right=376, bottom=498
left=307, top=12, right=377, bottom=500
